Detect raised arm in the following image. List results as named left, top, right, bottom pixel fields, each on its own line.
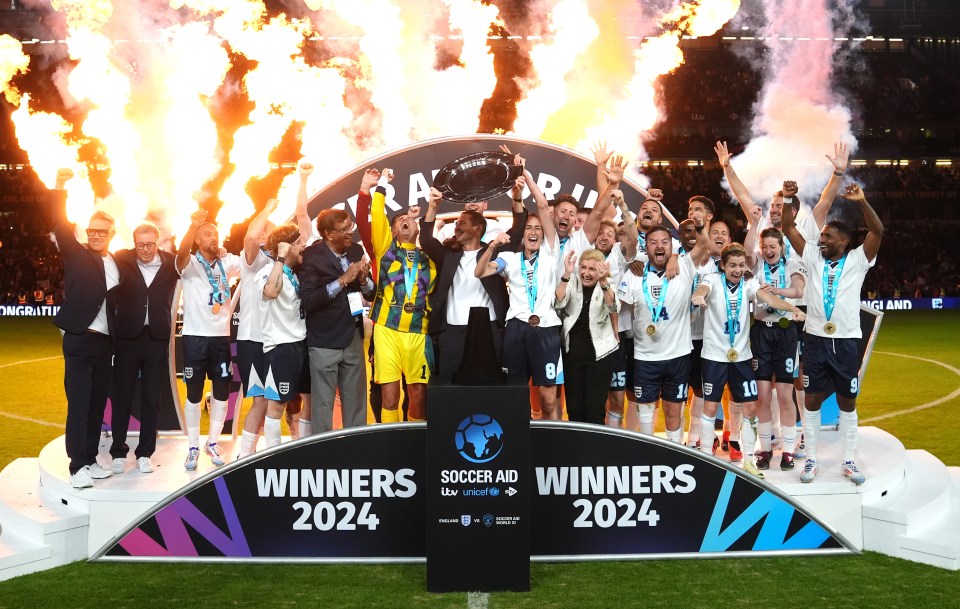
left=779, top=197, right=806, bottom=257
left=294, top=161, right=315, bottom=242
left=689, top=218, right=712, bottom=267
left=50, top=168, right=82, bottom=253
left=244, top=198, right=277, bottom=266
left=475, top=232, right=510, bottom=278
left=714, top=140, right=758, bottom=220
left=523, top=162, right=557, bottom=249
left=613, top=190, right=639, bottom=262
left=176, top=208, right=207, bottom=273
left=554, top=248, right=576, bottom=305
left=841, top=183, right=883, bottom=262
left=419, top=187, right=446, bottom=265
left=370, top=169, right=394, bottom=259
left=355, top=168, right=380, bottom=257
left=812, top=142, right=850, bottom=229
left=590, top=140, right=612, bottom=194
left=582, top=154, right=627, bottom=244
left=743, top=205, right=762, bottom=269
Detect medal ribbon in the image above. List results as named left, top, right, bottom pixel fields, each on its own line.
left=402, top=248, right=419, bottom=303
left=520, top=252, right=539, bottom=314
left=763, top=258, right=787, bottom=317
left=822, top=255, right=847, bottom=321
left=282, top=265, right=300, bottom=298
left=724, top=280, right=743, bottom=349
left=196, top=252, right=230, bottom=305
left=642, top=263, right=669, bottom=323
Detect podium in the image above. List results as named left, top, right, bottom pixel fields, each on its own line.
left=425, top=384, right=531, bottom=592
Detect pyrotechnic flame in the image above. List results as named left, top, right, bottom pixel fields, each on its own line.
left=1, top=0, right=747, bottom=247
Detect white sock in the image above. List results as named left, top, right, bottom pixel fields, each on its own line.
left=782, top=420, right=797, bottom=453
left=803, top=408, right=820, bottom=461
left=299, top=418, right=312, bottom=438
left=624, top=402, right=640, bottom=432
left=605, top=410, right=623, bottom=428
left=185, top=400, right=201, bottom=448
left=838, top=410, right=858, bottom=462
left=637, top=403, right=655, bottom=436
left=699, top=415, right=716, bottom=454
left=741, top=416, right=758, bottom=457
left=207, top=398, right=228, bottom=445
left=687, top=396, right=703, bottom=446
left=729, top=402, right=743, bottom=441
left=264, top=416, right=282, bottom=448
left=238, top=430, right=259, bottom=458
left=665, top=427, right=683, bottom=443
left=758, top=421, right=773, bottom=452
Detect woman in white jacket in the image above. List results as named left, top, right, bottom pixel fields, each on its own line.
left=554, top=248, right=619, bottom=424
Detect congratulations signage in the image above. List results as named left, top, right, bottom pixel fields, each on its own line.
left=95, top=422, right=852, bottom=564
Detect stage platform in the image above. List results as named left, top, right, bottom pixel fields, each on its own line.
left=1, top=426, right=958, bottom=580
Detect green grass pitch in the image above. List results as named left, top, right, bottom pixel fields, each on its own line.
left=1, top=311, right=958, bottom=606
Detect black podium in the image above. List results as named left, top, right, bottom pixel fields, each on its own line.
left=425, top=384, right=531, bottom=592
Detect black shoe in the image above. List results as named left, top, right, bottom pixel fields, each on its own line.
left=780, top=452, right=796, bottom=471
left=755, top=450, right=772, bottom=470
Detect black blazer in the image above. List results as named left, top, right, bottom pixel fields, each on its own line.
left=51, top=190, right=121, bottom=335
left=419, top=218, right=510, bottom=335
left=300, top=240, right=373, bottom=350
left=113, top=249, right=179, bottom=340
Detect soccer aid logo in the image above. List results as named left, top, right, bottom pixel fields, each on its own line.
left=455, top=414, right=504, bottom=464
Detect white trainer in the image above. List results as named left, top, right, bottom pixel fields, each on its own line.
left=184, top=447, right=200, bottom=471
left=205, top=443, right=226, bottom=467
left=88, top=463, right=113, bottom=479
left=69, top=467, right=94, bottom=489
left=111, top=458, right=126, bottom=474
left=799, top=459, right=818, bottom=483
left=137, top=457, right=154, bottom=473
left=841, top=460, right=865, bottom=485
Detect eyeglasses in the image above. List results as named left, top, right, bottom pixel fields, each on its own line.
left=86, top=229, right=111, bottom=238
left=135, top=242, right=158, bottom=250
left=332, top=223, right=355, bottom=235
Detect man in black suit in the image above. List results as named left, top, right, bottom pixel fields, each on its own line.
left=50, top=168, right=121, bottom=489
left=420, top=187, right=510, bottom=383
left=108, top=223, right=179, bottom=475
left=299, top=209, right=374, bottom=433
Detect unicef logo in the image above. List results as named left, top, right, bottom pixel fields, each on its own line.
left=455, top=414, right=504, bottom=464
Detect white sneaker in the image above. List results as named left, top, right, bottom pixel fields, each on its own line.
left=111, top=458, right=126, bottom=474
left=842, top=460, right=865, bottom=485
left=137, top=457, right=154, bottom=474
left=88, top=463, right=113, bottom=479
left=205, top=443, right=226, bottom=467
left=184, top=447, right=200, bottom=471
left=800, top=459, right=818, bottom=483
left=69, top=467, right=94, bottom=489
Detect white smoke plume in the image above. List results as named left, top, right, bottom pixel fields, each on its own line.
left=724, top=0, right=860, bottom=207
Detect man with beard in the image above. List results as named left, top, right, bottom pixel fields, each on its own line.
left=421, top=187, right=510, bottom=383
left=176, top=207, right=242, bottom=471
left=782, top=183, right=882, bottom=485
left=368, top=169, right=438, bottom=422
left=615, top=221, right=710, bottom=442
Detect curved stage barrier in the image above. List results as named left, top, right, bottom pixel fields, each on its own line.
left=93, top=422, right=854, bottom=563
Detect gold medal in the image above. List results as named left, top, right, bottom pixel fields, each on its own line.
left=528, top=315, right=540, bottom=327
left=824, top=322, right=837, bottom=335
left=211, top=302, right=221, bottom=314
left=403, top=302, right=415, bottom=314
left=727, top=348, right=738, bottom=362
left=645, top=324, right=656, bottom=336
left=778, top=317, right=790, bottom=329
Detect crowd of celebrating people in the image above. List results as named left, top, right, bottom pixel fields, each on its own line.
left=44, top=137, right=899, bottom=492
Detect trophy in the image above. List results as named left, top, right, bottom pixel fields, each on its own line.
left=432, top=151, right=524, bottom=204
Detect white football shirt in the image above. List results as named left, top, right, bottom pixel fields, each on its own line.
left=255, top=263, right=307, bottom=351
left=497, top=235, right=562, bottom=328
left=752, top=257, right=804, bottom=324
left=237, top=249, right=273, bottom=342
left=801, top=244, right=875, bottom=339
left=617, top=254, right=697, bottom=361
left=179, top=252, right=241, bottom=337
left=699, top=274, right=760, bottom=363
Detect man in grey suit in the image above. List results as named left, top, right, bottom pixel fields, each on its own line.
left=299, top=209, right=374, bottom=433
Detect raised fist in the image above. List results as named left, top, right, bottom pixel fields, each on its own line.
left=190, top=208, right=208, bottom=227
